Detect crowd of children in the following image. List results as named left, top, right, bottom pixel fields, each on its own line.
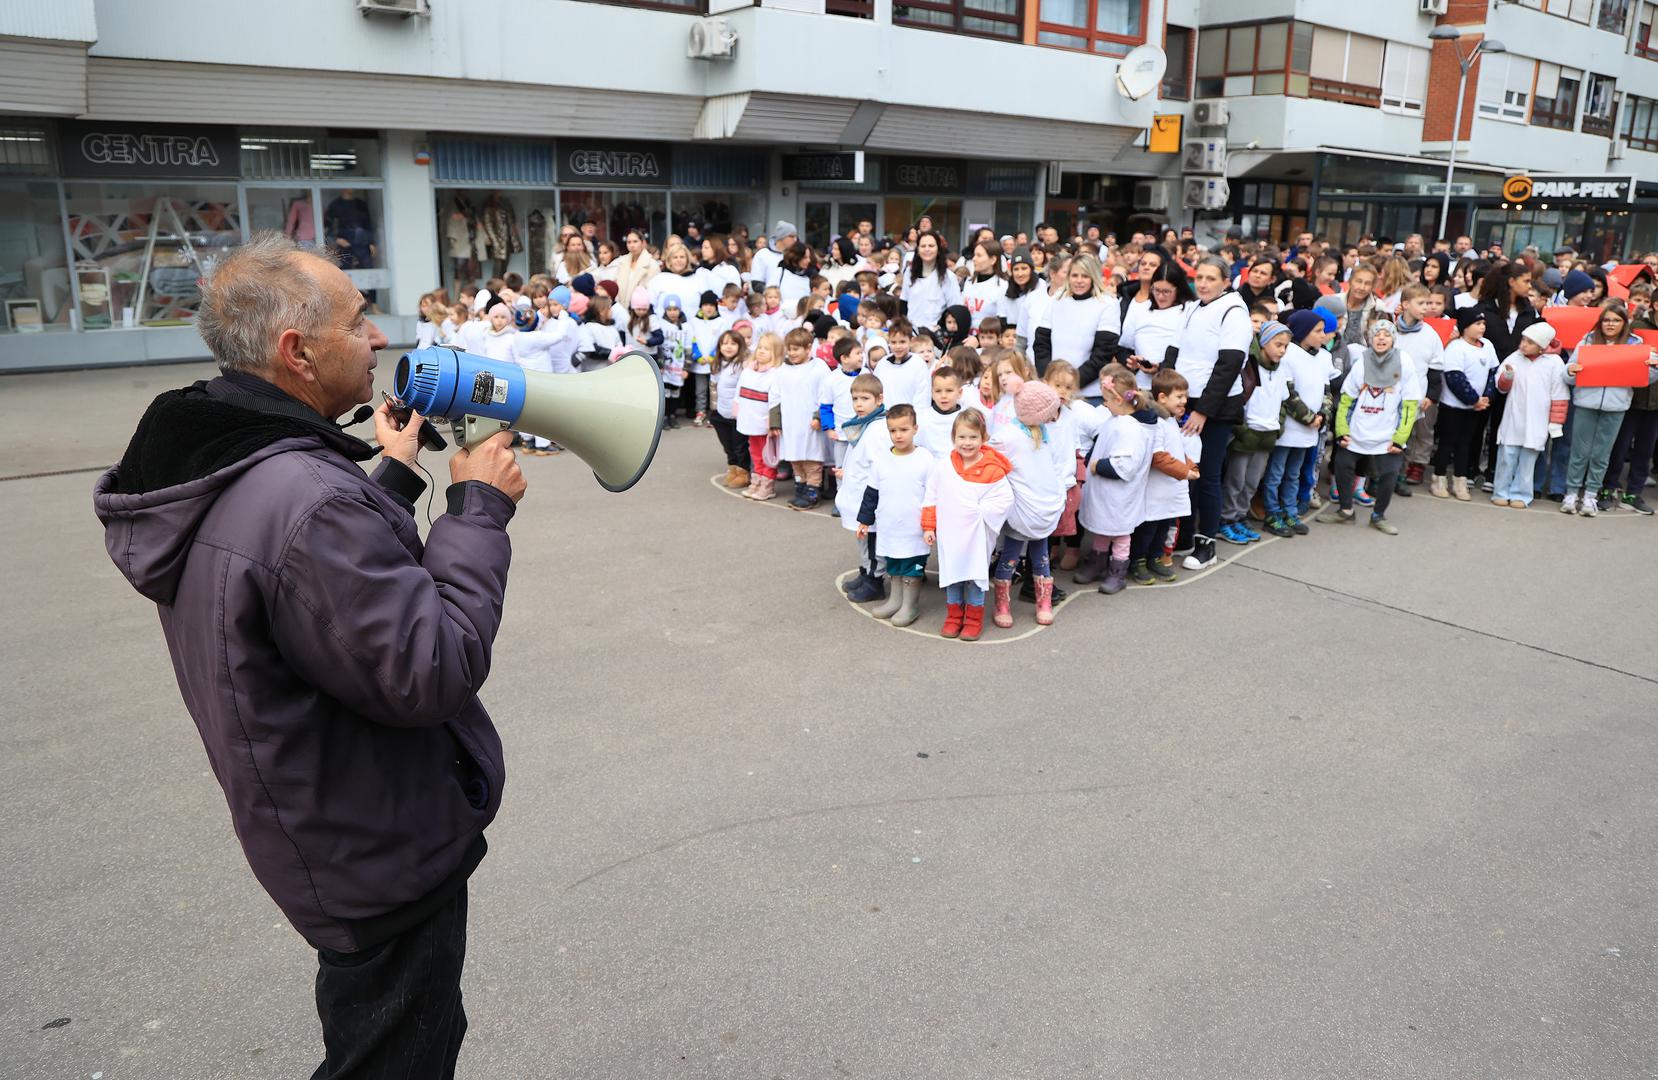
left=417, top=218, right=1658, bottom=639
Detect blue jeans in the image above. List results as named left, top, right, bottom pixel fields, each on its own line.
left=945, top=581, right=985, bottom=605
left=1297, top=429, right=1323, bottom=510
left=1264, top=444, right=1308, bottom=516
left=1535, top=402, right=1573, bottom=495
left=994, top=533, right=1051, bottom=580
left=1493, top=444, right=1540, bottom=505
left=1193, top=420, right=1233, bottom=538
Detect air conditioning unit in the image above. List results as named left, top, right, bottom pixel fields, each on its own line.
left=1183, top=177, right=1230, bottom=211
left=1419, top=0, right=1449, bottom=13
left=1134, top=180, right=1177, bottom=210
left=1192, top=99, right=1230, bottom=127
left=688, top=17, right=738, bottom=59
left=356, top=0, right=428, bottom=16
left=1182, top=137, right=1227, bottom=174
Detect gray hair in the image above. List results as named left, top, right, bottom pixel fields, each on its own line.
left=197, top=232, right=337, bottom=374
left=1194, top=254, right=1231, bottom=280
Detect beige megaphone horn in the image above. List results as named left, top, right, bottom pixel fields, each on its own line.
left=394, top=345, right=665, bottom=492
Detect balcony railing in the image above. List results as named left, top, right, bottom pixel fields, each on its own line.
left=1307, top=77, right=1382, bottom=108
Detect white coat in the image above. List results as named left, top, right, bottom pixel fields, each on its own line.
left=1078, top=413, right=1153, bottom=537
left=992, top=423, right=1070, bottom=540
left=835, top=419, right=892, bottom=533
left=901, top=267, right=962, bottom=330
left=1496, top=351, right=1569, bottom=451
left=774, top=361, right=829, bottom=461
left=869, top=446, right=935, bottom=559
left=924, top=454, right=1014, bottom=590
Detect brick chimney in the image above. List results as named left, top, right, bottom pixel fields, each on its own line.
left=1422, top=0, right=1489, bottom=144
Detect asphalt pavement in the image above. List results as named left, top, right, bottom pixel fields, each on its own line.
left=2, top=358, right=1655, bottom=1080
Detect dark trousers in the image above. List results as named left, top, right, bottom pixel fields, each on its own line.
left=1430, top=406, right=1481, bottom=478
left=311, top=887, right=469, bottom=1080
left=1191, top=420, right=1233, bottom=539
left=1335, top=447, right=1402, bottom=516
left=1129, top=517, right=1172, bottom=563
left=709, top=412, right=750, bottom=469
left=1607, top=409, right=1658, bottom=494
left=1482, top=392, right=1507, bottom=477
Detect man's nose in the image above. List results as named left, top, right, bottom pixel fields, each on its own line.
left=367, top=319, right=390, bottom=351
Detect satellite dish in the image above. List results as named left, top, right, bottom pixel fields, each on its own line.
left=1115, top=44, right=1167, bottom=102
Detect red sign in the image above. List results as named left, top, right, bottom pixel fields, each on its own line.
left=1423, top=316, right=1455, bottom=346
left=1574, top=344, right=1655, bottom=388
left=1540, top=306, right=1603, bottom=350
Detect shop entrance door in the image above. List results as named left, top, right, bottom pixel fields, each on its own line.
left=803, top=200, right=881, bottom=251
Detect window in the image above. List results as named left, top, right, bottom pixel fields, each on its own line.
left=826, top=0, right=873, bottom=15
left=1307, top=27, right=1385, bottom=107
left=1516, top=0, right=1594, bottom=21
left=1193, top=21, right=1299, bottom=98
left=1599, top=0, right=1632, bottom=31
left=1380, top=43, right=1430, bottom=115
left=1624, top=95, right=1658, bottom=150
left=898, top=0, right=1021, bottom=40
left=0, top=179, right=70, bottom=333
left=1477, top=53, right=1538, bottom=122
left=1163, top=24, right=1193, bottom=100
left=1583, top=72, right=1618, bottom=135
left=1640, top=2, right=1658, bottom=57
left=1532, top=65, right=1581, bottom=129
left=1037, top=0, right=1147, bottom=55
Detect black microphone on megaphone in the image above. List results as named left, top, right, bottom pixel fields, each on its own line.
left=393, top=346, right=666, bottom=492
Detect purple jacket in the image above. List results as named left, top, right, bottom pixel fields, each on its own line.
left=93, top=376, right=513, bottom=952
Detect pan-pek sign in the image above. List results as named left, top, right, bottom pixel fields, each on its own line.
left=1502, top=174, right=1636, bottom=205
left=58, top=121, right=241, bottom=179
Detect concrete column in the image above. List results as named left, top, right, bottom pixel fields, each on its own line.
left=383, top=129, right=437, bottom=319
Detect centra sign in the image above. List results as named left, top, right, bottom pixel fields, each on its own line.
left=557, top=141, right=671, bottom=185
left=1502, top=174, right=1635, bottom=205
left=58, top=121, right=240, bottom=179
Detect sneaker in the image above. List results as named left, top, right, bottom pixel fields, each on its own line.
left=1481, top=478, right=1495, bottom=492
left=1547, top=492, right=1565, bottom=502
left=1353, top=480, right=1375, bottom=507
left=1172, top=539, right=1195, bottom=557
left=1393, top=474, right=1413, bottom=498
left=1298, top=501, right=1313, bottom=518
left=1369, top=514, right=1398, bottom=535
left=1217, top=523, right=1249, bottom=546
left=1183, top=537, right=1217, bottom=570
left=1285, top=512, right=1310, bottom=536
left=1307, top=491, right=1325, bottom=511
left=1128, top=559, right=1156, bottom=586
left=1316, top=506, right=1354, bottom=525
left=1429, top=475, right=1450, bottom=499
left=1578, top=491, right=1597, bottom=517
left=1405, top=463, right=1425, bottom=485
left=1265, top=514, right=1294, bottom=538
left=1236, top=522, right=1261, bottom=542
left=1559, top=491, right=1579, bottom=514
left=1149, top=557, right=1177, bottom=581
left=789, top=489, right=811, bottom=509
left=1629, top=495, right=1655, bottom=515
left=1597, top=490, right=1618, bottom=512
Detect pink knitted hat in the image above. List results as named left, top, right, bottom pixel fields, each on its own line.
left=569, top=292, right=590, bottom=317
left=629, top=286, right=652, bottom=310
left=1014, top=380, right=1061, bottom=427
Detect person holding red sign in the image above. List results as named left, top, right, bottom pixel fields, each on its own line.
left=1561, top=305, right=1658, bottom=516
left=1603, top=300, right=1658, bottom=514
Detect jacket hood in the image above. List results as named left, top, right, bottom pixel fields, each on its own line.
left=93, top=378, right=376, bottom=605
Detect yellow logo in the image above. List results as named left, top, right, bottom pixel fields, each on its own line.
left=1503, top=175, right=1534, bottom=203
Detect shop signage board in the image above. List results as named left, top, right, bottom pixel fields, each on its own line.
left=781, top=152, right=865, bottom=183
left=557, top=141, right=672, bottom=185
left=1149, top=115, right=1182, bottom=154
left=888, top=158, right=967, bottom=195
left=58, top=121, right=240, bottom=179
left=1501, top=174, right=1636, bottom=205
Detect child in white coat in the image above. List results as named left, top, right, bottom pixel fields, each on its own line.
left=776, top=327, right=830, bottom=508
left=1129, top=369, right=1199, bottom=584
left=856, top=405, right=936, bottom=627
left=834, top=374, right=890, bottom=603
left=1074, top=364, right=1157, bottom=596
left=988, top=379, right=1070, bottom=628
left=921, top=409, right=1015, bottom=642
left=1491, top=321, right=1567, bottom=508
left=736, top=332, right=783, bottom=501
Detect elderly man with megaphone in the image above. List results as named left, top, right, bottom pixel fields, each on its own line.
left=93, top=232, right=610, bottom=1078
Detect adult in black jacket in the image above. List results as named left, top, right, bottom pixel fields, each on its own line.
left=1474, top=261, right=1543, bottom=479
left=1236, top=256, right=1280, bottom=310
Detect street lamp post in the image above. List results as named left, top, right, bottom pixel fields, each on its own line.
left=1430, top=25, right=1506, bottom=243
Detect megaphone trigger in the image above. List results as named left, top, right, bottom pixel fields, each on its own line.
left=394, top=345, right=666, bottom=492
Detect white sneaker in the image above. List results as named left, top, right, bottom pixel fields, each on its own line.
left=1578, top=490, right=1597, bottom=517
left=1559, top=491, right=1579, bottom=514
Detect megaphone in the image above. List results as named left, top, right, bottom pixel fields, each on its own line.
left=394, top=346, right=665, bottom=492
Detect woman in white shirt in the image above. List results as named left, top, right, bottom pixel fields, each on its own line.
left=1032, top=252, right=1120, bottom=400
left=553, top=232, right=595, bottom=286
left=900, top=230, right=962, bottom=332
left=700, top=236, right=744, bottom=297
left=960, top=240, right=1008, bottom=336
left=1120, top=261, right=1195, bottom=392
left=651, top=243, right=706, bottom=318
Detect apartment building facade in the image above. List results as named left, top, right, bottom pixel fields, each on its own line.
left=0, top=0, right=1178, bottom=371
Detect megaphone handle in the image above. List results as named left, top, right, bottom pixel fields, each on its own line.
left=453, top=414, right=515, bottom=449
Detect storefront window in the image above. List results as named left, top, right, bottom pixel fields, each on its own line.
left=883, top=197, right=962, bottom=250
left=320, top=186, right=387, bottom=302
left=437, top=188, right=534, bottom=291
left=240, top=131, right=381, bottom=180
left=63, top=182, right=240, bottom=329
left=672, top=192, right=765, bottom=241
left=560, top=190, right=667, bottom=248
left=993, top=200, right=1034, bottom=240
left=246, top=187, right=318, bottom=244
left=0, top=181, right=70, bottom=333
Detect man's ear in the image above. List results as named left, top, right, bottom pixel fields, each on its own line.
left=274, top=328, right=315, bottom=383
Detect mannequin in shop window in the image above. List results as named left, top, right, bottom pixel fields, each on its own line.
left=526, top=207, right=547, bottom=280
left=283, top=197, right=316, bottom=245
left=325, top=188, right=378, bottom=305
left=480, top=191, right=521, bottom=280
left=446, top=194, right=480, bottom=284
